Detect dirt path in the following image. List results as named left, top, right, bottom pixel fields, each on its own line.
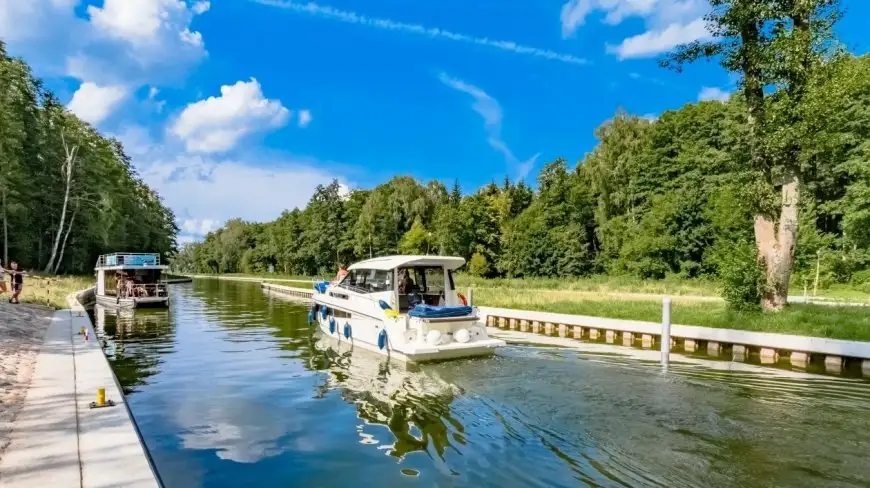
left=0, top=301, right=53, bottom=460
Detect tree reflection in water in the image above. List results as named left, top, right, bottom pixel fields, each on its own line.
left=91, top=305, right=175, bottom=395
left=311, top=336, right=465, bottom=461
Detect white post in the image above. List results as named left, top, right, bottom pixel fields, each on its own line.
left=661, top=296, right=671, bottom=367
left=467, top=287, right=474, bottom=307
left=813, top=251, right=821, bottom=297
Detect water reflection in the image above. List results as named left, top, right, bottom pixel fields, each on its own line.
left=95, top=281, right=870, bottom=488
left=93, top=305, right=175, bottom=394
left=313, top=336, right=463, bottom=461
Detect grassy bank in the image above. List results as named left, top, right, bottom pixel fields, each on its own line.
left=15, top=275, right=92, bottom=309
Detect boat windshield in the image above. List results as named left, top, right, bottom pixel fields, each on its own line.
left=340, top=268, right=392, bottom=294
left=397, top=266, right=454, bottom=311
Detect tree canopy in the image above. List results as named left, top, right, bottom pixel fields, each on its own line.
left=175, top=52, right=870, bottom=309
left=0, top=42, right=177, bottom=273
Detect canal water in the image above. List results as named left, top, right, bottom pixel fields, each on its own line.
left=93, top=280, right=870, bottom=488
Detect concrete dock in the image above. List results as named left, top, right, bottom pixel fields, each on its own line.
left=0, top=297, right=161, bottom=487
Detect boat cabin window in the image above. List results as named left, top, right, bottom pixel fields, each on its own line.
left=397, top=266, right=452, bottom=312
left=340, top=268, right=392, bottom=294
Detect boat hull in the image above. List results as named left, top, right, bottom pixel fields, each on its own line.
left=313, top=299, right=503, bottom=363
left=96, top=294, right=168, bottom=309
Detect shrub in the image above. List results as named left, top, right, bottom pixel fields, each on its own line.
left=468, top=252, right=490, bottom=277
left=718, top=241, right=765, bottom=311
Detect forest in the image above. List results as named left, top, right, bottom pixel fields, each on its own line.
left=0, top=42, right=177, bottom=274
left=173, top=1, right=870, bottom=311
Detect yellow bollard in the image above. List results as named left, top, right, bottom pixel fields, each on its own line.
left=97, top=388, right=106, bottom=407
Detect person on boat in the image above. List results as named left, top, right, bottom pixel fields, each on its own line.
left=334, top=263, right=348, bottom=283
left=115, top=272, right=125, bottom=298
left=125, top=275, right=134, bottom=298
left=8, top=261, right=25, bottom=304
left=398, top=269, right=414, bottom=294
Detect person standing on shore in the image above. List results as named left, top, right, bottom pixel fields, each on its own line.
left=0, top=260, right=6, bottom=295
left=8, top=261, right=24, bottom=304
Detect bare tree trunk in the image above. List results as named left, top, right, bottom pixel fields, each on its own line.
left=754, top=168, right=800, bottom=310
left=44, top=131, right=77, bottom=273
left=2, top=186, right=7, bottom=266
left=53, top=204, right=78, bottom=275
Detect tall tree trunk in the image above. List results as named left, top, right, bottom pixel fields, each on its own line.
left=2, top=186, right=7, bottom=266
left=754, top=168, right=800, bottom=310
left=53, top=204, right=78, bottom=275
left=44, top=132, right=77, bottom=273
left=753, top=2, right=811, bottom=311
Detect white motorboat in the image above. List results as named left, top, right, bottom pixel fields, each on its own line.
left=311, top=255, right=505, bottom=362
left=94, top=253, right=169, bottom=309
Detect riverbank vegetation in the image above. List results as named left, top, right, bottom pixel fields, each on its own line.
left=15, top=275, right=91, bottom=309
left=173, top=2, right=870, bottom=313
left=0, top=42, right=177, bottom=275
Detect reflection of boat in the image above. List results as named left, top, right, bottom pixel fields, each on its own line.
left=94, top=253, right=169, bottom=309
left=312, top=255, right=504, bottom=362
left=314, top=335, right=463, bottom=459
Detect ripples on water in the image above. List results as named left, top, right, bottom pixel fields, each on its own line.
left=92, top=280, right=870, bottom=488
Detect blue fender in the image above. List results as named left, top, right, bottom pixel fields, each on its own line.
left=378, top=329, right=387, bottom=350
left=307, top=311, right=314, bottom=324
left=320, top=306, right=328, bottom=320
left=343, top=322, right=351, bottom=340
left=328, top=317, right=336, bottom=334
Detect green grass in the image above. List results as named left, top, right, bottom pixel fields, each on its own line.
left=454, top=274, right=721, bottom=296
left=16, top=275, right=92, bottom=309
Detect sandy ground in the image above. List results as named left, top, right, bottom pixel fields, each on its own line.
left=0, top=301, right=53, bottom=460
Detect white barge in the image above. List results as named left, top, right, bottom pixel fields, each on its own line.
left=94, top=253, right=169, bottom=309
left=311, top=255, right=504, bottom=362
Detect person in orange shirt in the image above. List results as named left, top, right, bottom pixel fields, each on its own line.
left=334, top=263, right=348, bottom=283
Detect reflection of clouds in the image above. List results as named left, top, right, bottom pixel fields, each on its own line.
left=175, top=391, right=320, bottom=463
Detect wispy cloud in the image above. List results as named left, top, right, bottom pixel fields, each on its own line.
left=439, top=73, right=539, bottom=180
left=252, top=0, right=588, bottom=66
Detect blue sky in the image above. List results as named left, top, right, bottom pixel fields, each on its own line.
left=2, top=0, right=869, bottom=244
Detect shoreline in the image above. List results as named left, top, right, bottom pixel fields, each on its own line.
left=0, top=288, right=161, bottom=487
left=0, top=302, right=54, bottom=460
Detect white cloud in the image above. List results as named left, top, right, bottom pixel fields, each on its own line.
left=88, top=0, right=204, bottom=48
left=439, top=73, right=539, bottom=180
left=0, top=0, right=80, bottom=43
left=2, top=0, right=209, bottom=88
left=67, top=82, right=129, bottom=125
left=192, top=1, right=211, bottom=15
left=607, top=17, right=710, bottom=59
left=142, top=155, right=346, bottom=241
left=170, top=78, right=290, bottom=153
left=698, top=86, right=730, bottom=102
left=297, top=109, right=313, bottom=128
left=559, top=0, right=711, bottom=59
left=255, top=0, right=588, bottom=66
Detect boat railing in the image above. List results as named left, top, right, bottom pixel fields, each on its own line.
left=96, top=253, right=161, bottom=268
left=113, top=282, right=168, bottom=298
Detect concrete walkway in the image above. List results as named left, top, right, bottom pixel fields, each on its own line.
left=0, top=309, right=160, bottom=487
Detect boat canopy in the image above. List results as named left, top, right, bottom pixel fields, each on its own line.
left=348, top=255, right=466, bottom=271
left=95, top=252, right=168, bottom=270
